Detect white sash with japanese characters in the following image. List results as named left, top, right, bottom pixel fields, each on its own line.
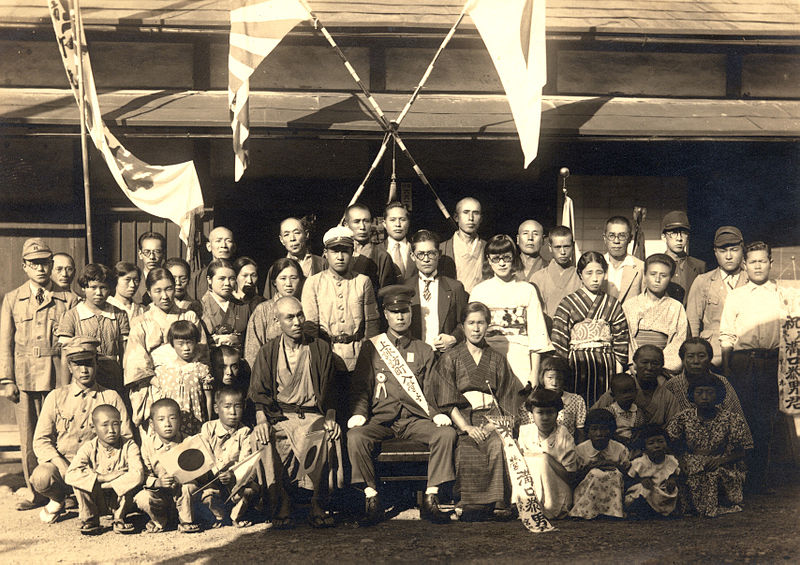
left=371, top=334, right=430, bottom=416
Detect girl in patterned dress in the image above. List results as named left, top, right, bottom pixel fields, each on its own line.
left=666, top=373, right=748, bottom=517
left=569, top=408, right=630, bottom=519
left=469, top=235, right=552, bottom=385
left=552, top=251, right=629, bottom=406
left=151, top=320, right=213, bottom=435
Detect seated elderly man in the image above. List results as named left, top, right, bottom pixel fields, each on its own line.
left=30, top=337, right=132, bottom=524
left=591, top=344, right=681, bottom=427
left=249, top=296, right=342, bottom=529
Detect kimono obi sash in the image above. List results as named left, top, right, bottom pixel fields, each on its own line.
left=570, top=318, right=612, bottom=350
left=463, top=390, right=495, bottom=410
left=633, top=329, right=668, bottom=349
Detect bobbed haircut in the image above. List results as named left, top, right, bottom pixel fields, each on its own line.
left=523, top=386, right=564, bottom=412
left=167, top=319, right=200, bottom=344
left=584, top=408, right=617, bottom=434
left=77, top=263, right=114, bottom=289
left=687, top=373, right=727, bottom=406
left=484, top=234, right=517, bottom=259
left=539, top=353, right=572, bottom=383
left=645, top=253, right=676, bottom=276
left=462, top=301, right=491, bottom=324
left=577, top=251, right=607, bottom=274
left=113, top=261, right=140, bottom=281
left=635, top=423, right=670, bottom=451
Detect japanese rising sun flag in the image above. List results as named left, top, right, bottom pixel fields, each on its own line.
left=468, top=0, right=547, bottom=167
left=229, top=0, right=311, bottom=180
left=47, top=0, right=204, bottom=243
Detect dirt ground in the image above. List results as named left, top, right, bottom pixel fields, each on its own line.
left=1, top=462, right=798, bottom=565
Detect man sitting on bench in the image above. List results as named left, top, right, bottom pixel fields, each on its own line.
left=347, top=285, right=456, bottom=525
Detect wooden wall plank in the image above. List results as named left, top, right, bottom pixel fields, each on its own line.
left=385, top=47, right=500, bottom=92
left=742, top=54, right=800, bottom=99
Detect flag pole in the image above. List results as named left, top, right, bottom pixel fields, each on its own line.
left=71, top=0, right=94, bottom=264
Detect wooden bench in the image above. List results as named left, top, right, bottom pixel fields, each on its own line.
left=375, top=438, right=431, bottom=506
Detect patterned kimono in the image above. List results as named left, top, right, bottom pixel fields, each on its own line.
left=433, top=342, right=520, bottom=507
left=123, top=304, right=206, bottom=427
left=622, top=292, right=689, bottom=373
left=667, top=406, right=749, bottom=517
left=200, top=291, right=251, bottom=350
left=552, top=288, right=629, bottom=406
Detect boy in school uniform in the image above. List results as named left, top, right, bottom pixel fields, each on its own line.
left=199, top=386, right=258, bottom=528
left=29, top=336, right=133, bottom=523
left=65, top=404, right=144, bottom=535
left=134, top=398, right=200, bottom=533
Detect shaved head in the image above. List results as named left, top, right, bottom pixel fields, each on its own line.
left=276, top=295, right=305, bottom=340
left=517, top=219, right=544, bottom=257
left=207, top=226, right=236, bottom=259
left=454, top=197, right=482, bottom=236
left=275, top=295, right=302, bottom=315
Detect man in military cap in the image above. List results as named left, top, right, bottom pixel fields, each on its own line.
left=347, top=285, right=456, bottom=525
left=301, top=225, right=380, bottom=373
left=661, top=210, right=706, bottom=304
left=686, top=226, right=748, bottom=369
left=0, top=238, right=79, bottom=510
left=29, top=336, right=132, bottom=523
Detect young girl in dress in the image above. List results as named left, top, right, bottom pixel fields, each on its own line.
left=624, top=424, right=680, bottom=518
left=519, top=354, right=586, bottom=441
left=469, top=235, right=552, bottom=385
left=151, top=320, right=213, bottom=435
left=57, top=263, right=129, bottom=393
left=552, top=251, right=629, bottom=406
left=518, top=387, right=577, bottom=519
left=666, top=373, right=748, bottom=517
left=107, top=261, right=145, bottom=323
left=569, top=408, right=630, bottom=519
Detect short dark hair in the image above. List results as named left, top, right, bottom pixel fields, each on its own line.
left=214, top=385, right=245, bottom=404
left=548, top=226, right=573, bottom=241
left=484, top=234, right=517, bottom=258
left=164, top=257, right=190, bottom=274
left=234, top=256, right=258, bottom=274
left=211, top=344, right=240, bottom=366
left=645, top=253, right=676, bottom=276
left=113, top=261, right=140, bottom=281
left=384, top=201, right=409, bottom=217
left=151, top=397, right=181, bottom=417
left=633, top=344, right=665, bottom=364
left=462, top=301, right=491, bottom=324
left=52, top=252, right=75, bottom=264
left=167, top=319, right=200, bottom=344
left=138, top=231, right=166, bottom=250
left=91, top=403, right=120, bottom=421
left=687, top=373, right=727, bottom=405
left=145, top=267, right=174, bottom=291
left=636, top=423, right=670, bottom=451
left=539, top=354, right=572, bottom=384
left=77, top=263, right=114, bottom=289
left=268, top=257, right=304, bottom=291
left=745, top=241, right=771, bottom=260
left=610, top=373, right=636, bottom=393
left=584, top=408, right=617, bottom=434
left=605, top=216, right=632, bottom=234
left=523, top=386, right=564, bottom=412
left=410, top=229, right=441, bottom=249
left=577, top=251, right=607, bottom=274
left=678, top=337, right=713, bottom=361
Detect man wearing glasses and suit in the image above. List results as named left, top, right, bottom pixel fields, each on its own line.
left=404, top=230, right=468, bottom=354
left=602, top=216, right=645, bottom=305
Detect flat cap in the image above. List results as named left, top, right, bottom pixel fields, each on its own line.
left=714, top=226, right=743, bottom=247
left=661, top=211, right=690, bottom=232
left=378, top=285, right=415, bottom=312
left=22, top=238, right=53, bottom=261
left=322, top=225, right=355, bottom=249
left=63, top=336, right=100, bottom=360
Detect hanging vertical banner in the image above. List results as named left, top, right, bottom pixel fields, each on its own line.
left=778, top=284, right=800, bottom=415
left=228, top=0, right=311, bottom=181
left=561, top=190, right=581, bottom=258
left=47, top=0, right=204, bottom=243
left=468, top=0, right=547, bottom=168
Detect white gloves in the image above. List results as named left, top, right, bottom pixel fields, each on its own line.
left=432, top=414, right=452, bottom=427
left=348, top=414, right=367, bottom=428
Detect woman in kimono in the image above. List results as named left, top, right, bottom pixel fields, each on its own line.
left=469, top=235, right=552, bottom=385
left=233, top=256, right=266, bottom=310
left=433, top=301, right=521, bottom=521
left=244, top=258, right=305, bottom=367
left=200, top=259, right=252, bottom=350
left=552, top=251, right=629, bottom=406
left=124, top=268, right=206, bottom=427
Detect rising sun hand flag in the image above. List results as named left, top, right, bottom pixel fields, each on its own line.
left=47, top=0, right=204, bottom=243
left=468, top=0, right=547, bottom=168
left=229, top=0, right=311, bottom=181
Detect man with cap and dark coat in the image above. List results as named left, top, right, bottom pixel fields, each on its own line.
left=0, top=238, right=79, bottom=511
left=29, top=336, right=133, bottom=523
left=347, top=285, right=456, bottom=525
left=686, top=226, right=748, bottom=369
left=661, top=210, right=706, bottom=304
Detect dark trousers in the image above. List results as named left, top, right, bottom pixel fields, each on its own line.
left=728, top=349, right=779, bottom=489
left=347, top=416, right=456, bottom=489
left=74, top=484, right=134, bottom=523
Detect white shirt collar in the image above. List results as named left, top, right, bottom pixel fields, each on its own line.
left=77, top=301, right=115, bottom=320
left=604, top=253, right=636, bottom=269
left=419, top=271, right=438, bottom=283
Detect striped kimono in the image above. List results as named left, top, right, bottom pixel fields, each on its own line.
left=552, top=288, right=629, bottom=406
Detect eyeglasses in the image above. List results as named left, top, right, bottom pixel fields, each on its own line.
left=604, top=232, right=630, bottom=242
left=413, top=250, right=439, bottom=260
left=24, top=260, right=51, bottom=270
left=487, top=254, right=514, bottom=264
left=664, top=230, right=689, bottom=238
left=140, top=249, right=164, bottom=258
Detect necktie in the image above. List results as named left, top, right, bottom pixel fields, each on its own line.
left=423, top=279, right=432, bottom=302
left=393, top=243, right=406, bottom=280
left=35, top=287, right=44, bottom=305
left=726, top=276, right=735, bottom=290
